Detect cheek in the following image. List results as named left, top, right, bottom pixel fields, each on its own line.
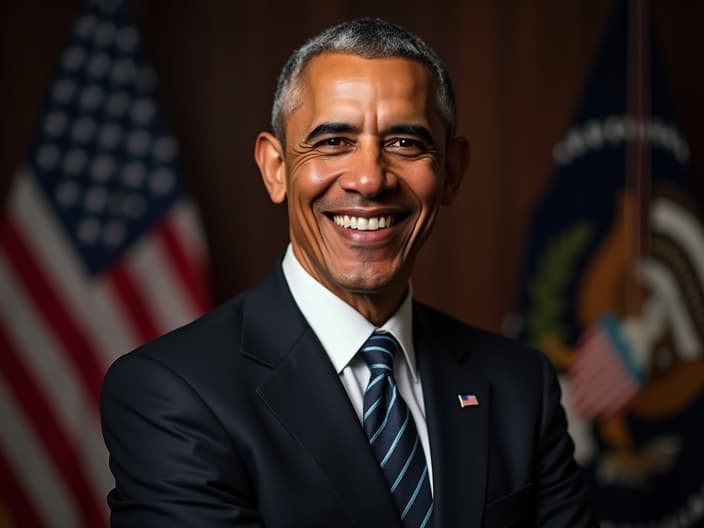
left=287, top=162, right=341, bottom=244
left=401, top=165, right=444, bottom=211
left=288, top=159, right=341, bottom=204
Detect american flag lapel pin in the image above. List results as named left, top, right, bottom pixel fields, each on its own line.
left=458, top=394, right=479, bottom=408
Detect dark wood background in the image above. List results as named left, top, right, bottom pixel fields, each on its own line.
left=2, top=1, right=702, bottom=333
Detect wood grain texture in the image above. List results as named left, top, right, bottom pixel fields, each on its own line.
left=2, top=0, right=701, bottom=332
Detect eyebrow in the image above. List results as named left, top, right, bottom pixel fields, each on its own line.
left=304, top=122, right=360, bottom=143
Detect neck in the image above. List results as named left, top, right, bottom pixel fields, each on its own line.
left=338, top=285, right=408, bottom=327
left=288, top=246, right=411, bottom=326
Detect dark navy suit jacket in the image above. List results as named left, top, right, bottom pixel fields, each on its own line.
left=100, top=264, right=596, bottom=527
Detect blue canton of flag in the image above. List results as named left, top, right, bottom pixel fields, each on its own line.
left=33, top=0, right=183, bottom=275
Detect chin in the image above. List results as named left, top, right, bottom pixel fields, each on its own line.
left=332, top=269, right=402, bottom=296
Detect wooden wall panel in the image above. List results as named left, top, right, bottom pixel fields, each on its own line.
left=2, top=1, right=702, bottom=333
left=0, top=1, right=81, bottom=199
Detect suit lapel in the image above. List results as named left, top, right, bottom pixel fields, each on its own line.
left=242, top=267, right=402, bottom=528
left=415, top=304, right=490, bottom=528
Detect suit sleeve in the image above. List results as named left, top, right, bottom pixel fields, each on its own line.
left=535, top=353, right=599, bottom=527
left=100, top=353, right=263, bottom=528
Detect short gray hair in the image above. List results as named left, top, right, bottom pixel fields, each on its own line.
left=271, top=18, right=457, bottom=146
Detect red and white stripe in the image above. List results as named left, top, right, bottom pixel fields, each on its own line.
left=0, top=169, right=209, bottom=526
left=569, top=324, right=640, bottom=418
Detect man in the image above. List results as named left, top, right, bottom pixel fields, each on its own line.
left=101, top=18, right=596, bottom=527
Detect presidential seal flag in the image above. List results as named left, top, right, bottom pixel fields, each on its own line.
left=513, top=1, right=704, bottom=526
left=0, top=1, right=210, bottom=525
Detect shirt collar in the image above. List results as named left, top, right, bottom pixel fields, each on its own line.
left=281, top=245, right=418, bottom=381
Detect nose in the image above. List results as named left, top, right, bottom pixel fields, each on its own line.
left=338, top=141, right=396, bottom=197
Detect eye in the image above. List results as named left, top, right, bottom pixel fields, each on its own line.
left=313, top=137, right=354, bottom=153
left=386, top=137, right=427, bottom=156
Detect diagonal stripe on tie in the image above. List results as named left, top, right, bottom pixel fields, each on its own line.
left=360, top=330, right=433, bottom=528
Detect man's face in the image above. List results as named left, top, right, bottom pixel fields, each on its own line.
left=261, top=53, right=464, bottom=311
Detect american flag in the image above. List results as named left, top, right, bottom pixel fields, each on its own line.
left=458, top=394, right=479, bottom=408
left=0, top=1, right=210, bottom=526
left=569, top=315, right=643, bottom=418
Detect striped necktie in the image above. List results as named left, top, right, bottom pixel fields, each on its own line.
left=360, top=330, right=433, bottom=528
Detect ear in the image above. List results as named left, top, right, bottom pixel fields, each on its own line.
left=441, top=136, right=470, bottom=205
left=254, top=132, right=287, bottom=204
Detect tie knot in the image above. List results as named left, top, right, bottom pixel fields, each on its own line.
left=359, top=331, right=399, bottom=373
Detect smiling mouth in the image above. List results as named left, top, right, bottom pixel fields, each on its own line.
left=331, top=215, right=394, bottom=231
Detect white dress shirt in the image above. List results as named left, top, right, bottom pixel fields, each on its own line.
left=281, top=245, right=433, bottom=491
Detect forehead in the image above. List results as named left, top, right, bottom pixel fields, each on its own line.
left=291, top=53, right=438, bottom=127
left=303, top=52, right=431, bottom=91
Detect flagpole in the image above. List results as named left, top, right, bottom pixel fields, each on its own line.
left=625, top=0, right=651, bottom=313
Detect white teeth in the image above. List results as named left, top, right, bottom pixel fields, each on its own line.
left=332, top=215, right=393, bottom=231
